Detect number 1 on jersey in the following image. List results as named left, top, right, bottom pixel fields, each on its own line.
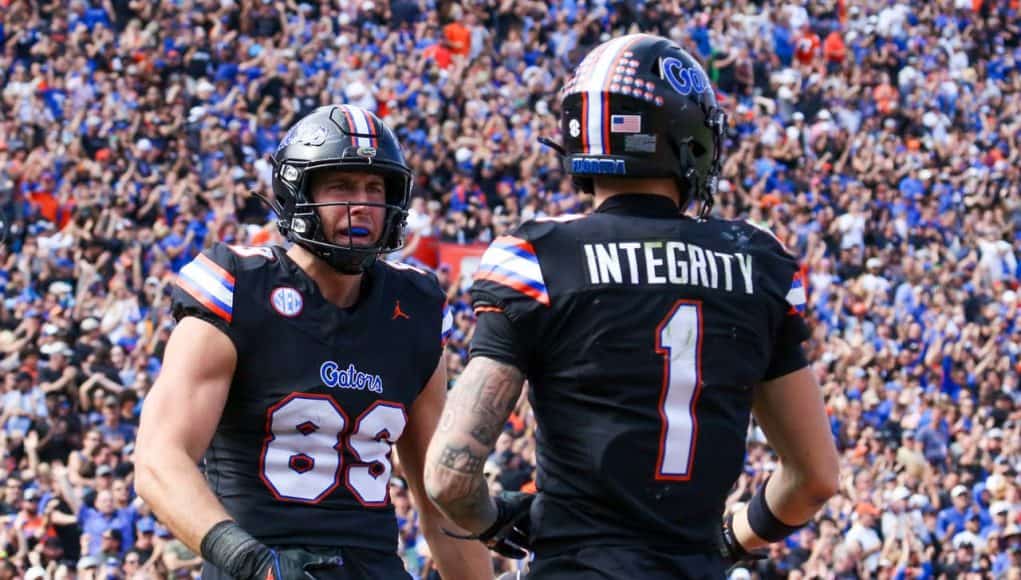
left=655, top=300, right=703, bottom=481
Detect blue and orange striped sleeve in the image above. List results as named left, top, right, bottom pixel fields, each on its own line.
left=170, top=244, right=245, bottom=350
left=469, top=227, right=557, bottom=373
left=471, top=235, right=551, bottom=309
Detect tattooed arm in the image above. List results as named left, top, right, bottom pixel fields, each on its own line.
left=397, top=354, right=493, bottom=580
left=424, top=355, right=525, bottom=533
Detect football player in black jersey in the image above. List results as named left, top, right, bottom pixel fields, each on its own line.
left=135, top=105, right=491, bottom=580
left=425, top=34, right=839, bottom=578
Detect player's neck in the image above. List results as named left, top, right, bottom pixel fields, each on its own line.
left=592, top=178, right=682, bottom=209
left=287, top=245, right=364, bottom=309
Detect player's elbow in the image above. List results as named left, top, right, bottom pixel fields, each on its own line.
left=797, top=452, right=840, bottom=506
left=803, top=469, right=839, bottom=507
left=423, top=474, right=449, bottom=510
left=423, top=469, right=459, bottom=515
left=776, top=448, right=839, bottom=510
left=133, top=454, right=160, bottom=505
left=414, top=477, right=446, bottom=522
left=133, top=435, right=171, bottom=505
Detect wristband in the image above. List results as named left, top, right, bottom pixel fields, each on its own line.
left=747, top=480, right=806, bottom=542
left=199, top=520, right=272, bottom=579
left=720, top=513, right=752, bottom=560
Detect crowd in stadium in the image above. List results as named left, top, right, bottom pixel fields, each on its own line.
left=1, top=0, right=1020, bottom=578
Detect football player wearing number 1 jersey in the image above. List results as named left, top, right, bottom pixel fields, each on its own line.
left=425, top=34, right=839, bottom=579
left=135, top=105, right=491, bottom=580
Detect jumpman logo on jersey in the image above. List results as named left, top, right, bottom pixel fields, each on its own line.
left=392, top=300, right=410, bottom=320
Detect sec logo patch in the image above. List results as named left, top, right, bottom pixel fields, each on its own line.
left=271, top=287, right=304, bottom=318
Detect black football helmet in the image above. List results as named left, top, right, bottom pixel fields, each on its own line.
left=270, top=105, right=412, bottom=274
left=556, top=34, right=726, bottom=217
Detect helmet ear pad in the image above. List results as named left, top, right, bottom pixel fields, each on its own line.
left=573, top=176, right=594, bottom=194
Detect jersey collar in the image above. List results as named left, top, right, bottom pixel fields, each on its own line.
left=594, top=194, right=681, bottom=218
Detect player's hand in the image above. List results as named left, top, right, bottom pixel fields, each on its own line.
left=202, top=521, right=342, bottom=580
left=257, top=548, right=343, bottom=580
left=477, top=491, right=535, bottom=559
left=442, top=491, right=534, bottom=559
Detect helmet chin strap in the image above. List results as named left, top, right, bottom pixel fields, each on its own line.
left=254, top=189, right=401, bottom=274
left=290, top=231, right=378, bottom=274
left=539, top=137, right=598, bottom=193
left=252, top=190, right=285, bottom=216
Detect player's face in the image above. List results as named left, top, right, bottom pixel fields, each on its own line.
left=309, top=170, right=387, bottom=247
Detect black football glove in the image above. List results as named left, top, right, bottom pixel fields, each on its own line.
left=478, top=491, right=535, bottom=559
left=201, top=521, right=343, bottom=580
left=444, top=491, right=535, bottom=559
left=717, top=513, right=767, bottom=569
left=255, top=548, right=344, bottom=580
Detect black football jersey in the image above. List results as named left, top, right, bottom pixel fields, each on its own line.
left=171, top=243, right=450, bottom=551
left=469, top=195, right=811, bottom=550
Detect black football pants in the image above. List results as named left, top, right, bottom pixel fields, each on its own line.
left=527, top=544, right=727, bottom=579
left=199, top=546, right=411, bottom=580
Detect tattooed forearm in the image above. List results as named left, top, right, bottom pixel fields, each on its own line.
left=465, top=361, right=523, bottom=444
left=472, top=371, right=520, bottom=417
left=427, top=441, right=496, bottom=532
left=425, top=459, right=496, bottom=533
left=438, top=407, right=456, bottom=433
left=425, top=357, right=525, bottom=533
left=469, top=360, right=524, bottom=418
left=441, top=477, right=493, bottom=528
left=470, top=422, right=501, bottom=446
left=439, top=444, right=485, bottom=474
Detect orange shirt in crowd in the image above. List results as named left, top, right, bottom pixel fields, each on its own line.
left=423, top=42, right=453, bottom=69
left=795, top=29, right=821, bottom=65
left=874, top=82, right=899, bottom=115
left=823, top=31, right=846, bottom=63
left=27, top=190, right=71, bottom=228
left=249, top=224, right=274, bottom=246
left=443, top=21, right=471, bottom=57
left=27, top=191, right=58, bottom=222
left=17, top=514, right=57, bottom=541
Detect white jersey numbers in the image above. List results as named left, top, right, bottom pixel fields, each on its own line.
left=259, top=393, right=407, bottom=505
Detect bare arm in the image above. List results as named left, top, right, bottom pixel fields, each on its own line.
left=23, top=430, right=40, bottom=473
left=397, top=355, right=493, bottom=580
left=66, top=450, right=94, bottom=490
left=42, top=365, right=80, bottom=394
left=424, top=356, right=524, bottom=534
left=163, top=546, right=204, bottom=572
left=732, top=367, right=839, bottom=550
left=44, top=502, right=78, bottom=527
left=134, top=317, right=236, bottom=553
left=54, top=462, right=82, bottom=515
